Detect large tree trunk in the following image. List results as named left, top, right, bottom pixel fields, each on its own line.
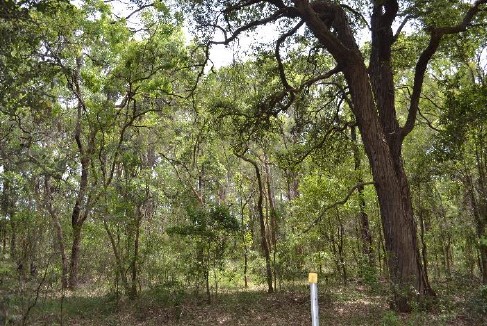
left=293, top=0, right=474, bottom=310
left=296, top=3, right=431, bottom=303
left=343, top=57, right=434, bottom=311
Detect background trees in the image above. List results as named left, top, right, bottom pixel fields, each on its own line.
left=1, top=0, right=487, bottom=322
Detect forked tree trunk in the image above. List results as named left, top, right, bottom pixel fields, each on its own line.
left=291, top=0, right=487, bottom=310
left=342, top=56, right=434, bottom=311
left=67, top=57, right=94, bottom=290
left=104, top=219, right=130, bottom=295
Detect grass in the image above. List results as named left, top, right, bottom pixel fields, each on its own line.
left=6, top=279, right=485, bottom=325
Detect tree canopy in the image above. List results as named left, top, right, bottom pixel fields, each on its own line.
left=1, top=0, right=487, bottom=323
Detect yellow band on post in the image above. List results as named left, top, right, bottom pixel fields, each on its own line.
left=308, top=272, right=318, bottom=284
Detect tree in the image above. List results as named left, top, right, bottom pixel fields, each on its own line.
left=168, top=204, right=239, bottom=302
left=181, top=0, right=487, bottom=311
left=435, top=53, right=487, bottom=282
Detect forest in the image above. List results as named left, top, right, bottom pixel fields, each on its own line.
left=1, top=0, right=487, bottom=324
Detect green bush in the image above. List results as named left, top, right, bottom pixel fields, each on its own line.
left=465, top=285, right=487, bottom=324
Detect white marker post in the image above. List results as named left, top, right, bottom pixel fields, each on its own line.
left=309, top=272, right=319, bottom=326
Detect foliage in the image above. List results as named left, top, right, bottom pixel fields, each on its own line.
left=1, top=0, right=487, bottom=322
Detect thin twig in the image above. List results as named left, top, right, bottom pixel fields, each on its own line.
left=302, top=182, right=375, bottom=234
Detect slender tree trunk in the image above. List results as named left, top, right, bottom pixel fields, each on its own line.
left=351, top=125, right=374, bottom=269
left=2, top=172, right=16, bottom=260
left=44, top=177, right=68, bottom=290
left=337, top=216, right=347, bottom=285
left=464, top=171, right=487, bottom=283
left=10, top=221, right=16, bottom=261
left=241, top=198, right=250, bottom=289
left=417, top=207, right=430, bottom=287
left=240, top=194, right=249, bottom=288
left=479, top=245, right=487, bottom=284
left=205, top=244, right=211, bottom=303
left=236, top=152, right=273, bottom=293
left=1, top=220, right=5, bottom=254
left=103, top=220, right=129, bottom=295
left=264, top=156, right=278, bottom=291
left=129, top=207, right=142, bottom=299
left=465, top=235, right=475, bottom=277
left=244, top=250, right=248, bottom=288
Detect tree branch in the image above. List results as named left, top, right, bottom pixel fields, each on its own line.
left=212, top=9, right=288, bottom=45
left=417, top=107, right=443, bottom=132
left=294, top=0, right=353, bottom=61
left=402, top=0, right=487, bottom=139
left=302, top=182, right=375, bottom=233
left=275, top=20, right=305, bottom=91
left=298, top=65, right=342, bottom=91
left=122, top=3, right=154, bottom=21
left=303, top=181, right=374, bottom=234
left=340, top=3, right=370, bottom=30
left=393, top=15, right=413, bottom=42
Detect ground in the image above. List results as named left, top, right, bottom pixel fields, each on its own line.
left=17, top=280, right=485, bottom=325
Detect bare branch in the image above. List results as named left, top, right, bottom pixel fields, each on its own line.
left=298, top=65, right=342, bottom=90
left=159, top=151, right=205, bottom=205
left=223, top=0, right=265, bottom=13
left=275, top=20, right=305, bottom=91
left=212, top=8, right=288, bottom=45
left=123, top=3, right=154, bottom=21
left=302, top=182, right=375, bottom=233
left=393, top=15, right=413, bottom=42
left=285, top=119, right=353, bottom=166
left=417, top=107, right=443, bottom=132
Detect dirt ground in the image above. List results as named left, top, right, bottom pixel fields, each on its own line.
left=27, top=284, right=481, bottom=326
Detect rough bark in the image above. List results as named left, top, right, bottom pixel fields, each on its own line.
left=68, top=223, right=83, bottom=289
left=292, top=0, right=437, bottom=311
